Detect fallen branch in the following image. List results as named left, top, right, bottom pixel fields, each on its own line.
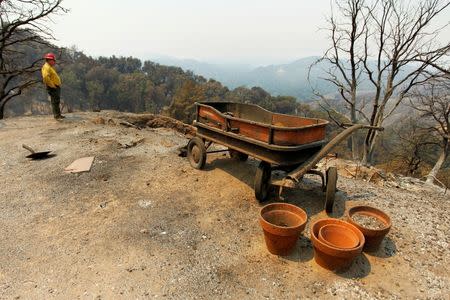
left=119, top=120, right=140, bottom=129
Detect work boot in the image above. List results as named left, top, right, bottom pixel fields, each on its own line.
left=55, top=115, right=65, bottom=120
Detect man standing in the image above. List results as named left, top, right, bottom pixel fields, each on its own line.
left=41, top=53, right=64, bottom=119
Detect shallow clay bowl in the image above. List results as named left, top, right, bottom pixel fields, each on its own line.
left=310, top=218, right=365, bottom=271
left=318, top=224, right=359, bottom=249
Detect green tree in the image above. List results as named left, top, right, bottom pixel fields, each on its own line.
left=203, top=79, right=229, bottom=101
left=114, top=72, right=149, bottom=112
left=86, top=80, right=104, bottom=111
left=168, top=80, right=206, bottom=123
left=272, top=96, right=297, bottom=114
left=60, top=68, right=83, bottom=111
left=85, top=66, right=119, bottom=110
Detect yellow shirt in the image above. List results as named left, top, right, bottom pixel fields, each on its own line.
left=41, top=62, right=61, bottom=88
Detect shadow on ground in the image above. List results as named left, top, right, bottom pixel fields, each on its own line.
left=205, top=156, right=256, bottom=188
left=336, top=253, right=372, bottom=279
left=365, top=237, right=397, bottom=258
left=207, top=156, right=330, bottom=218
left=282, top=236, right=314, bottom=263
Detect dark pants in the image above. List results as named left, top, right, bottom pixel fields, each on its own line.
left=47, top=86, right=61, bottom=118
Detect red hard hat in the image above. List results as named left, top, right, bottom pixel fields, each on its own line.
left=44, top=53, right=56, bottom=60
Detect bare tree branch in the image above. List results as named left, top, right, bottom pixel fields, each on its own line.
left=0, top=0, right=67, bottom=118
left=317, top=0, right=450, bottom=164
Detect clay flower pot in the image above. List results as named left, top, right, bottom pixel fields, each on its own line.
left=347, top=205, right=391, bottom=252
left=311, top=218, right=365, bottom=271
left=318, top=224, right=359, bottom=249
left=259, top=203, right=307, bottom=255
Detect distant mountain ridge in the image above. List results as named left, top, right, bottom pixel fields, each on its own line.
left=150, top=55, right=417, bottom=103
left=150, top=56, right=337, bottom=101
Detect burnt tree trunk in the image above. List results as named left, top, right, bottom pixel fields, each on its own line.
left=0, top=100, right=7, bottom=119
left=426, top=138, right=449, bottom=185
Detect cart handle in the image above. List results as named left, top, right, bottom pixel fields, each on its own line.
left=342, top=123, right=385, bottom=131
left=284, top=123, right=384, bottom=184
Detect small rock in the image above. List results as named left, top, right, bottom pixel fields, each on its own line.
left=138, top=200, right=152, bottom=208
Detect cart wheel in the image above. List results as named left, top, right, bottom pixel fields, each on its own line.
left=325, top=167, right=338, bottom=213
left=255, top=161, right=271, bottom=202
left=187, top=137, right=207, bottom=170
left=229, top=149, right=248, bottom=161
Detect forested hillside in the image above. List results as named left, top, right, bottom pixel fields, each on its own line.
left=5, top=48, right=305, bottom=124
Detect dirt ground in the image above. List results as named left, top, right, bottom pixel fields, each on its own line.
left=0, top=112, right=449, bottom=299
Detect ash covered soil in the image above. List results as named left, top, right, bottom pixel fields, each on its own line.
left=0, top=112, right=449, bottom=299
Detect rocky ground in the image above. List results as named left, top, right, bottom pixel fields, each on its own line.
left=0, top=112, right=449, bottom=299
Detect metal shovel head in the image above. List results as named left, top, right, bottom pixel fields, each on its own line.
left=22, top=144, right=54, bottom=160
left=26, top=151, right=52, bottom=159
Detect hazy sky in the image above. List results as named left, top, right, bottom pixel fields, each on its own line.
left=49, top=0, right=331, bottom=65
left=50, top=0, right=450, bottom=65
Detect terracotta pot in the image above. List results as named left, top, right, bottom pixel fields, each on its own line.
left=347, top=205, right=391, bottom=252
left=259, top=203, right=307, bottom=255
left=310, top=218, right=365, bottom=271
left=318, top=224, right=359, bottom=249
